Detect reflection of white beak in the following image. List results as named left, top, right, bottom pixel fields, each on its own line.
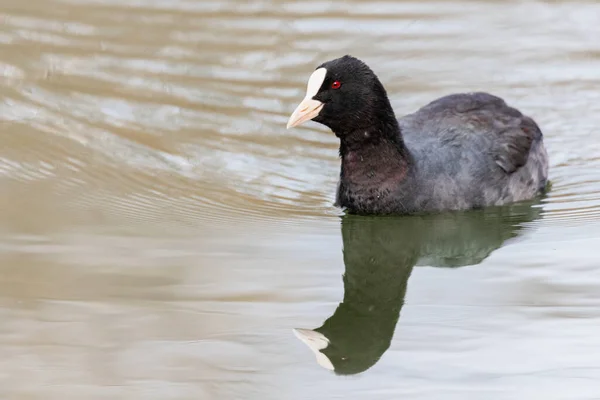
left=293, top=328, right=335, bottom=371
left=286, top=67, right=327, bottom=129
left=286, top=99, right=324, bottom=129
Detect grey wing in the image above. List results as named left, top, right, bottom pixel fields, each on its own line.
left=399, top=92, right=542, bottom=174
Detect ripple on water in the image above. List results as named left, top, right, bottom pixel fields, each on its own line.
left=2, top=0, right=600, bottom=399
left=1, top=0, right=600, bottom=232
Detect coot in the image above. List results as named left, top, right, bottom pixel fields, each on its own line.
left=287, top=55, right=549, bottom=215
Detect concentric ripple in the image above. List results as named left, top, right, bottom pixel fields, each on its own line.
left=2, top=0, right=600, bottom=398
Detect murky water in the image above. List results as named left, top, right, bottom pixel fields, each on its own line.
left=1, top=0, right=600, bottom=398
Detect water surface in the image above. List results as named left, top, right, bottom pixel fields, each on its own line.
left=2, top=0, right=600, bottom=399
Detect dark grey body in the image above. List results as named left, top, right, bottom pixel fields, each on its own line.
left=336, top=92, right=549, bottom=215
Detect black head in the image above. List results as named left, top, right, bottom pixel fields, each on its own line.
left=287, top=55, right=397, bottom=135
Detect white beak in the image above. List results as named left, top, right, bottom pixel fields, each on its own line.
left=293, top=328, right=335, bottom=371
left=286, top=98, right=324, bottom=129
left=286, top=67, right=327, bottom=129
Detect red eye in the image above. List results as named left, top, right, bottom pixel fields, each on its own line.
left=331, top=81, right=341, bottom=89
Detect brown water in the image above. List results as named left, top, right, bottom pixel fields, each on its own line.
left=2, top=0, right=600, bottom=398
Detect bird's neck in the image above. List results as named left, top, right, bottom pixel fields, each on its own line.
left=335, top=92, right=410, bottom=160
left=338, top=122, right=411, bottom=185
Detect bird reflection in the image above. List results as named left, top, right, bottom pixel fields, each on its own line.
left=294, top=201, right=544, bottom=375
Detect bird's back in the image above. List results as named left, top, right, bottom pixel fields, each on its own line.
left=397, top=92, right=548, bottom=212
